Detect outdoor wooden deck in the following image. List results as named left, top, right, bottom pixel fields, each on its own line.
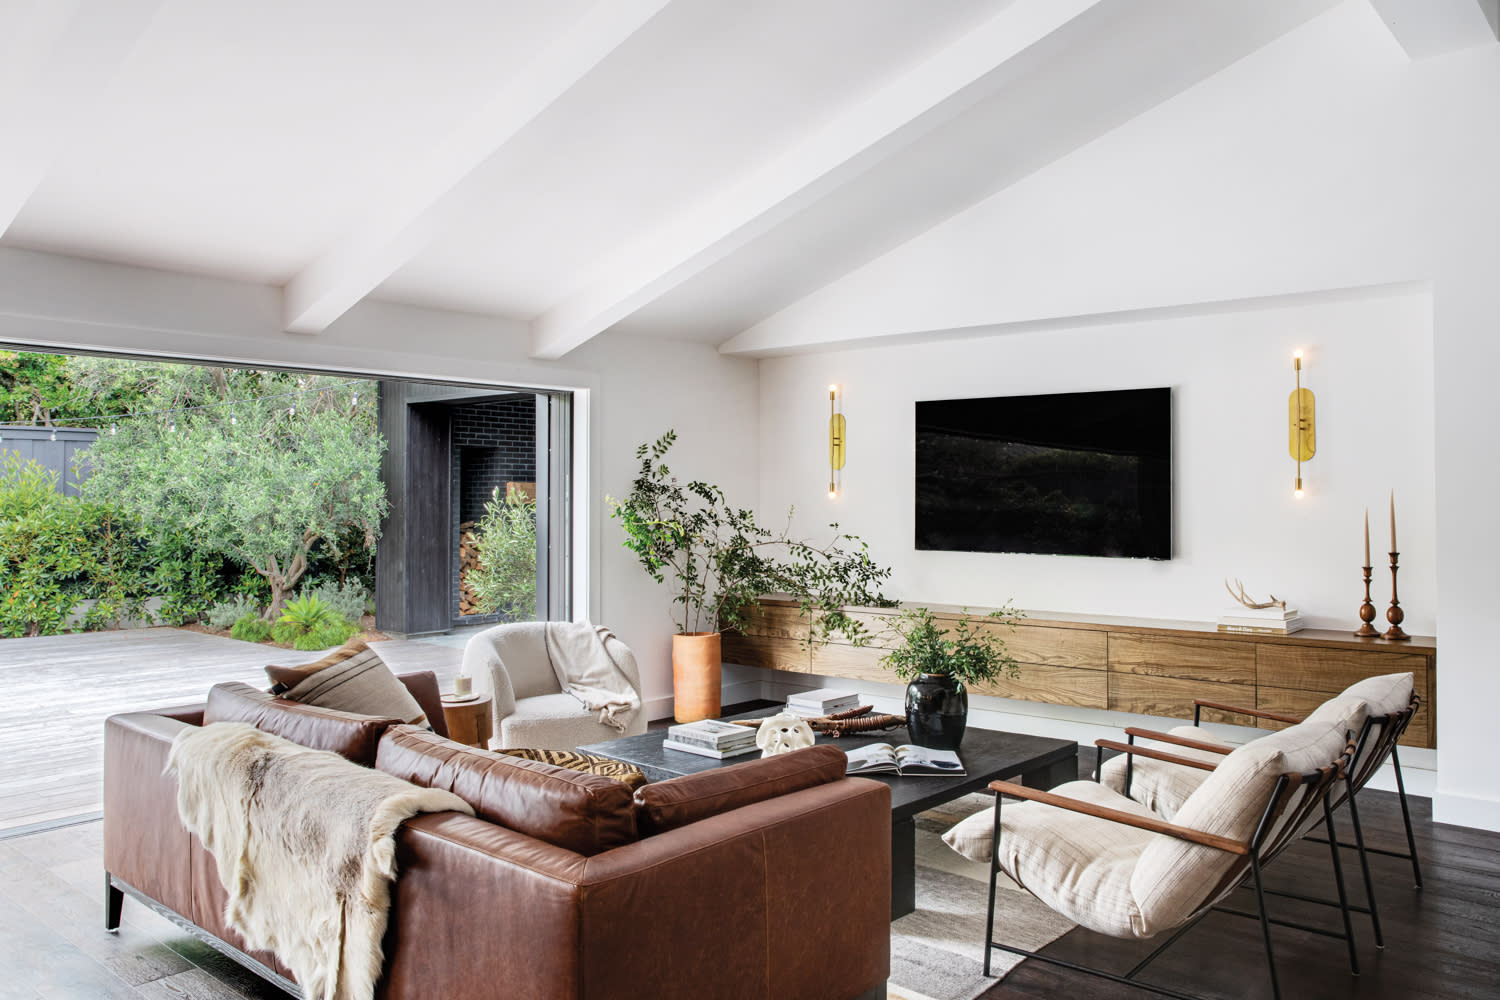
left=0, top=628, right=463, bottom=833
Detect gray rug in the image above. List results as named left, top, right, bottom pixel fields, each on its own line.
left=887, top=794, right=1077, bottom=1000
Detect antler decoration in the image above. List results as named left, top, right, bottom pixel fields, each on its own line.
left=1225, top=578, right=1286, bottom=611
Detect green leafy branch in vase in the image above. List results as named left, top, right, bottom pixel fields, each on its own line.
left=880, top=605, right=1026, bottom=686
left=609, top=430, right=895, bottom=644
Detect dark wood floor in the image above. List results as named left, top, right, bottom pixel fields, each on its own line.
left=980, top=752, right=1498, bottom=1000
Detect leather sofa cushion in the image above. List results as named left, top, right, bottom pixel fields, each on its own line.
left=377, top=726, right=638, bottom=856
left=203, top=681, right=398, bottom=766
left=633, top=745, right=848, bottom=836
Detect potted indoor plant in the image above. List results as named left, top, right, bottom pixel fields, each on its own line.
left=880, top=605, right=1023, bottom=749
left=610, top=431, right=893, bottom=722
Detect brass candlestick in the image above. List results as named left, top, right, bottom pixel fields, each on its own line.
left=1355, top=565, right=1380, bottom=637
left=1383, top=551, right=1410, bottom=641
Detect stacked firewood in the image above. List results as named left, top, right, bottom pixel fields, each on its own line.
left=458, top=522, right=482, bottom=616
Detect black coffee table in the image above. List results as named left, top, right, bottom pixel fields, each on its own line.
left=581, top=715, right=1078, bottom=919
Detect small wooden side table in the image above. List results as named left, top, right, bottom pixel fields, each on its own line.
left=441, top=694, right=493, bottom=749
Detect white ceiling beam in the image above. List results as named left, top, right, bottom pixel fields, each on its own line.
left=1368, top=0, right=1498, bottom=59
left=525, top=0, right=1108, bottom=361
left=281, top=0, right=671, bottom=335
left=0, top=0, right=163, bottom=236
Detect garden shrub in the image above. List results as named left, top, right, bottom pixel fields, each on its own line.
left=271, top=594, right=358, bottom=649
left=304, top=578, right=369, bottom=624
left=206, top=594, right=260, bottom=630
left=469, top=486, right=537, bottom=620
left=0, top=454, right=149, bottom=637
left=230, top=613, right=273, bottom=643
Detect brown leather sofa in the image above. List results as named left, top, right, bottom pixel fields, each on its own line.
left=103, top=674, right=891, bottom=1000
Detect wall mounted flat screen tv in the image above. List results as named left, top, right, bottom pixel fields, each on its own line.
left=915, top=387, right=1172, bottom=559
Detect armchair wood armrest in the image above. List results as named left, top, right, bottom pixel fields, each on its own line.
left=1095, top=738, right=1220, bottom=771
left=986, top=780, right=1249, bottom=855
left=1194, top=699, right=1304, bottom=725
left=1123, top=727, right=1233, bottom=755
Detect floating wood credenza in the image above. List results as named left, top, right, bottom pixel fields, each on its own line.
left=722, top=599, right=1437, bottom=748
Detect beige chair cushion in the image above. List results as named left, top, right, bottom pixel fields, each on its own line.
left=1339, top=672, right=1413, bottom=717
left=975, top=781, right=1163, bottom=936
left=1099, top=727, right=1229, bottom=821
left=1129, top=712, right=1353, bottom=936
left=497, top=692, right=630, bottom=750
left=1102, top=692, right=1374, bottom=821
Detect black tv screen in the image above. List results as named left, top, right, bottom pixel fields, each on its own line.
left=915, top=388, right=1171, bottom=559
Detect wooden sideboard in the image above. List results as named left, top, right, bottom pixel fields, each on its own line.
left=722, top=599, right=1437, bottom=748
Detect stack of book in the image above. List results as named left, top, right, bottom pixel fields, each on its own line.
left=663, top=719, right=760, bottom=759
left=1216, top=606, right=1305, bottom=635
left=784, top=688, right=861, bottom=717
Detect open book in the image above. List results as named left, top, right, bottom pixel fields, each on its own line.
left=844, top=743, right=966, bottom=777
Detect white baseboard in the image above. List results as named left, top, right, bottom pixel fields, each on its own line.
left=1432, top=789, right=1500, bottom=833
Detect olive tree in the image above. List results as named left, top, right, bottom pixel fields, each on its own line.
left=80, top=365, right=386, bottom=619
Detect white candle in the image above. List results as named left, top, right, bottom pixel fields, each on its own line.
left=1389, top=490, right=1397, bottom=553
left=453, top=675, right=472, bottom=698
left=1364, top=508, right=1370, bottom=566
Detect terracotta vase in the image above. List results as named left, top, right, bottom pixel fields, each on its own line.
left=672, top=631, right=723, bottom=723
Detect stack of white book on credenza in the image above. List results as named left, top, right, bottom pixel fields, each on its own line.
left=784, top=688, right=861, bottom=717
left=662, top=719, right=760, bottom=759
left=1216, top=605, right=1305, bottom=635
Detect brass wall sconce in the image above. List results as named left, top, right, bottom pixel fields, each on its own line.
left=828, top=384, right=845, bottom=498
left=1289, top=350, right=1315, bottom=498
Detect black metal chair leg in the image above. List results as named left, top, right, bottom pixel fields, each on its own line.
left=1250, top=856, right=1282, bottom=1000
left=1344, top=783, right=1384, bottom=948
left=1390, top=743, right=1424, bottom=888
left=1322, top=799, right=1360, bottom=975
left=105, top=874, right=123, bottom=932
left=983, top=795, right=1003, bottom=977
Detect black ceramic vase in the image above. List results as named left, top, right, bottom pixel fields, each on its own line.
left=904, top=672, right=967, bottom=750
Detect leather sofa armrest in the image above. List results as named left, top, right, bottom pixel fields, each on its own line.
left=103, top=713, right=195, bottom=919
left=380, top=813, right=589, bottom=999
left=156, top=703, right=206, bottom=726
left=575, top=777, right=891, bottom=1000
left=396, top=671, right=448, bottom=739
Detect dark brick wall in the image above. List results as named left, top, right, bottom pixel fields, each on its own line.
left=453, top=397, right=536, bottom=522
left=449, top=396, right=536, bottom=622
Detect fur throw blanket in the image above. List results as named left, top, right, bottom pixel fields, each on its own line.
left=544, top=622, right=641, bottom=733
left=168, top=723, right=472, bottom=1000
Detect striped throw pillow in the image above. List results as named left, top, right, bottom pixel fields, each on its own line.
left=267, top=639, right=430, bottom=728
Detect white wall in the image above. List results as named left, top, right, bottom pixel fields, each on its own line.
left=741, top=2, right=1500, bottom=828
left=0, top=248, right=760, bottom=715
left=759, top=288, right=1437, bottom=631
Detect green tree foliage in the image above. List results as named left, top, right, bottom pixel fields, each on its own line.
left=0, top=454, right=148, bottom=637
left=0, top=351, right=147, bottom=426
left=80, top=364, right=388, bottom=619
left=468, top=486, right=537, bottom=621
left=610, top=431, right=894, bottom=641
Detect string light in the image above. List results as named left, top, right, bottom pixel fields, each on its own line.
left=49, top=429, right=56, bottom=441
left=109, top=424, right=117, bottom=436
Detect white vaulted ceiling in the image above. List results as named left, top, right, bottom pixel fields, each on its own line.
left=5, top=0, right=1467, bottom=360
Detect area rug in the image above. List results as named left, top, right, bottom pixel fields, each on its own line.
left=887, top=794, right=1077, bottom=1000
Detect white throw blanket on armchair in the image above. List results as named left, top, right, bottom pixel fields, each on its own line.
left=544, top=622, right=641, bottom=733
left=168, top=723, right=472, bottom=1000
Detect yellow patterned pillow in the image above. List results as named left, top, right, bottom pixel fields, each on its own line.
left=497, top=748, right=647, bottom=791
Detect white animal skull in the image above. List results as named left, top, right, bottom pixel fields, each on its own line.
left=755, top=712, right=816, bottom=757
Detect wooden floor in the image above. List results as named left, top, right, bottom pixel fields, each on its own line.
left=0, top=628, right=462, bottom=833
left=1, top=747, right=1494, bottom=999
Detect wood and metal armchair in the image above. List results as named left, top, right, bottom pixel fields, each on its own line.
left=979, top=723, right=1360, bottom=1000
left=1098, top=673, right=1422, bottom=950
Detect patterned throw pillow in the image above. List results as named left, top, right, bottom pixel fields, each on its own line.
left=497, top=748, right=647, bottom=790
left=266, top=639, right=430, bottom=728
